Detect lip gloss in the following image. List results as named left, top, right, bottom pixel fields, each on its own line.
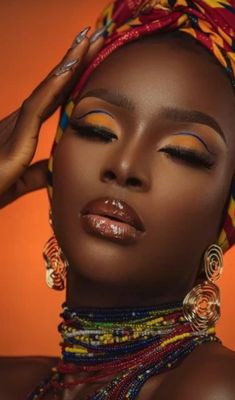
left=80, top=214, right=144, bottom=244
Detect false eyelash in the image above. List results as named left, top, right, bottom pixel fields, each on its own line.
left=69, top=121, right=214, bottom=169
left=69, top=121, right=117, bottom=142
left=159, top=145, right=214, bottom=169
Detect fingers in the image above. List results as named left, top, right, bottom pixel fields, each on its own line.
left=0, top=159, right=48, bottom=208
left=0, top=108, right=20, bottom=131
left=0, top=28, right=105, bottom=196
left=83, top=34, right=105, bottom=66
left=61, top=34, right=105, bottom=102
left=0, top=108, right=20, bottom=147
left=10, top=28, right=104, bottom=156
left=20, top=30, right=90, bottom=121
left=1, top=29, right=94, bottom=187
left=28, top=27, right=104, bottom=120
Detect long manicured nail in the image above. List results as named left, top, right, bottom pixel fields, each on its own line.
left=54, top=59, right=79, bottom=76
left=90, top=27, right=106, bottom=44
left=70, top=26, right=91, bottom=49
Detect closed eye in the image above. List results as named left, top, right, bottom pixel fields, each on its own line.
left=69, top=120, right=117, bottom=142
left=69, top=120, right=214, bottom=169
left=159, top=146, right=214, bottom=169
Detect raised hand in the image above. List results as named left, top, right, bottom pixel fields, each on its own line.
left=0, top=27, right=104, bottom=208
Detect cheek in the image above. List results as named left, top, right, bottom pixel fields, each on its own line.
left=52, top=134, right=101, bottom=204
left=50, top=134, right=103, bottom=263
left=52, top=132, right=229, bottom=255
left=148, top=158, right=229, bottom=248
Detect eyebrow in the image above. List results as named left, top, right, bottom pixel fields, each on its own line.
left=78, top=88, right=227, bottom=144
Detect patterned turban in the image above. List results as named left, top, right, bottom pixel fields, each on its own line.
left=47, top=0, right=235, bottom=253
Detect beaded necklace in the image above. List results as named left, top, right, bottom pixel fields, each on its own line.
left=26, top=301, right=221, bottom=399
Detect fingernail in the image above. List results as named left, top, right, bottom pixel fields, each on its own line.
left=70, top=26, right=91, bottom=49
left=54, top=59, right=79, bottom=76
left=90, top=27, right=106, bottom=44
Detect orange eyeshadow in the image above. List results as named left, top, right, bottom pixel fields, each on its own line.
left=82, top=113, right=117, bottom=131
left=169, top=134, right=205, bottom=151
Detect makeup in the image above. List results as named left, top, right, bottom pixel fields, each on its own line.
left=160, top=132, right=215, bottom=168
left=77, top=109, right=115, bottom=120
left=76, top=109, right=116, bottom=131
left=80, top=197, right=145, bottom=245
left=90, top=26, right=106, bottom=44
left=172, top=132, right=213, bottom=154
left=70, top=26, right=91, bottom=49
left=81, top=214, right=143, bottom=244
left=54, top=59, right=79, bottom=76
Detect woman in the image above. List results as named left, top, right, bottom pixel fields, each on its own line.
left=0, top=0, right=235, bottom=399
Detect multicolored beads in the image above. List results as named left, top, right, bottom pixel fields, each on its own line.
left=26, top=301, right=221, bottom=399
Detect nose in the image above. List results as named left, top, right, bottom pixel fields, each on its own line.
left=100, top=140, right=151, bottom=192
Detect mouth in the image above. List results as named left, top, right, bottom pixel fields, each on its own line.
left=80, top=197, right=145, bottom=244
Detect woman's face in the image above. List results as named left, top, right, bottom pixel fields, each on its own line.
left=51, top=34, right=235, bottom=306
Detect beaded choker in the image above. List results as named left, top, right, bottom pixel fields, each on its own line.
left=26, top=301, right=221, bottom=399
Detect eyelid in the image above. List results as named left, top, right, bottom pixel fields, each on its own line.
left=162, top=145, right=210, bottom=160
left=69, top=119, right=116, bottom=135
left=77, top=109, right=115, bottom=120
left=172, top=132, right=215, bottom=155
left=71, top=118, right=216, bottom=157
left=160, top=145, right=214, bottom=169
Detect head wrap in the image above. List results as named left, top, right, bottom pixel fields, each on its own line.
left=47, top=0, right=235, bottom=253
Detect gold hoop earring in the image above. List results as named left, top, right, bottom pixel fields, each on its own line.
left=42, top=211, right=68, bottom=291
left=182, top=244, right=223, bottom=333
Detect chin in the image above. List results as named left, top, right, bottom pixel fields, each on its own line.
left=63, top=229, right=138, bottom=285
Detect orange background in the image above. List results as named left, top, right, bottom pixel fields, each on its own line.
left=0, top=0, right=234, bottom=357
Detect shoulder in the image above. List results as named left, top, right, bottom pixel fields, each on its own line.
left=0, top=355, right=59, bottom=400
left=168, top=342, right=235, bottom=400
left=151, top=342, right=235, bottom=400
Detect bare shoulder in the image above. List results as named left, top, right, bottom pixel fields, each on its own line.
left=0, top=355, right=59, bottom=400
left=156, top=342, right=235, bottom=400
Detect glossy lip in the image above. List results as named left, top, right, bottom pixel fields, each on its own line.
left=80, top=214, right=143, bottom=244
left=80, top=197, right=145, bottom=232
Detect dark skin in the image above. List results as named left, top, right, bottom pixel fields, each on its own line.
left=1, top=32, right=235, bottom=399
left=53, top=33, right=235, bottom=309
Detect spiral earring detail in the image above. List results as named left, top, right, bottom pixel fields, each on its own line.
left=183, top=244, right=223, bottom=333
left=42, top=210, right=68, bottom=291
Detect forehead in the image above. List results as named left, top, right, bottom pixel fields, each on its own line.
left=77, top=36, right=235, bottom=147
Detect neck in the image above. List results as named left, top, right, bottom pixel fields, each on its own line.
left=66, top=269, right=187, bottom=308
left=26, top=301, right=221, bottom=400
